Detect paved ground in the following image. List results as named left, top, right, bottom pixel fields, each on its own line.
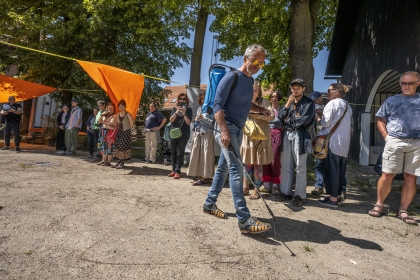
left=1, top=142, right=420, bottom=279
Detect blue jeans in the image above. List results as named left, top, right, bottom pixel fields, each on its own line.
left=314, top=158, right=325, bottom=189
left=205, top=123, right=250, bottom=222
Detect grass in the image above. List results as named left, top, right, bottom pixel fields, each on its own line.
left=303, top=245, right=314, bottom=252
left=24, top=250, right=33, bottom=255
left=18, top=163, right=33, bottom=169
left=358, top=185, right=369, bottom=192
left=367, top=225, right=374, bottom=230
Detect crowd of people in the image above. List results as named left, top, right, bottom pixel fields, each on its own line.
left=1, top=44, right=419, bottom=233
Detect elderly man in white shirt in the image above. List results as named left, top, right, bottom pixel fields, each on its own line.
left=316, top=83, right=353, bottom=208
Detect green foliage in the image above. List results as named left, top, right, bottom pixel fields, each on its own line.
left=210, top=0, right=338, bottom=93
left=0, top=0, right=192, bottom=116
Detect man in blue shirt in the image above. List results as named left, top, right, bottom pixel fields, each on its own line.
left=368, top=71, right=420, bottom=225
left=144, top=103, right=166, bottom=163
left=203, top=44, right=272, bottom=234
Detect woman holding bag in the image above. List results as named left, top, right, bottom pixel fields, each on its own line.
left=241, top=82, right=274, bottom=199
left=113, top=99, right=134, bottom=169
left=97, top=102, right=118, bottom=166
left=168, top=93, right=193, bottom=179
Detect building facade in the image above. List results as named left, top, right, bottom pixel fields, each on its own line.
left=325, top=0, right=420, bottom=165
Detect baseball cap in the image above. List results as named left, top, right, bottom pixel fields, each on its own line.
left=71, top=99, right=79, bottom=103
left=290, top=78, right=305, bottom=87
left=309, top=91, right=322, bottom=101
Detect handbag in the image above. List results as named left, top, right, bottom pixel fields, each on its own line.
left=243, top=118, right=267, bottom=140
left=107, top=125, right=119, bottom=144
left=170, top=119, right=184, bottom=139
left=313, top=103, right=348, bottom=159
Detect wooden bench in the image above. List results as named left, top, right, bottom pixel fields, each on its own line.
left=22, top=127, right=46, bottom=144
left=131, top=134, right=145, bottom=150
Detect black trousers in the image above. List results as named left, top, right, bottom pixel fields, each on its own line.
left=323, top=147, right=347, bottom=198
left=170, top=134, right=189, bottom=174
left=93, top=129, right=100, bottom=156
left=87, top=131, right=95, bottom=156
left=5, top=121, right=20, bottom=147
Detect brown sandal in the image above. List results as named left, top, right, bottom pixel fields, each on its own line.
left=368, top=204, right=385, bottom=217
left=396, top=210, right=418, bottom=225
left=97, top=161, right=104, bottom=165
left=243, top=184, right=250, bottom=196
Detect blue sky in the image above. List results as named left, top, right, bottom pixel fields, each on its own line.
left=166, top=16, right=333, bottom=92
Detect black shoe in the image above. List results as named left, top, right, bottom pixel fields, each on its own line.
left=278, top=192, right=293, bottom=201
left=292, top=195, right=303, bottom=207
left=1, top=146, right=10, bottom=150
left=311, top=187, right=324, bottom=195
left=317, top=197, right=338, bottom=208
left=15, top=147, right=20, bottom=153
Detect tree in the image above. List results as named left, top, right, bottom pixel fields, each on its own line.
left=0, top=0, right=192, bottom=118
left=210, top=0, right=338, bottom=94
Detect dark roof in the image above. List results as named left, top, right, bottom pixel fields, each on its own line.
left=325, top=0, right=363, bottom=78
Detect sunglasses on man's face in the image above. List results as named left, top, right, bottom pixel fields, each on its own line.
left=179, top=98, right=186, bottom=101
left=400, top=81, right=418, bottom=86
left=250, top=57, right=265, bottom=68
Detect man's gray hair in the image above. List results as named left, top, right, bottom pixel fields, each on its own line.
left=400, top=71, right=420, bottom=81
left=244, top=44, right=267, bottom=57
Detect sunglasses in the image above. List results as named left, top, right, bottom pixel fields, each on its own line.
left=178, top=98, right=186, bottom=100
left=327, top=89, right=337, bottom=93
left=250, top=57, right=265, bottom=68
left=400, top=81, right=418, bottom=86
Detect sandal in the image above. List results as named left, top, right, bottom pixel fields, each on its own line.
left=97, top=161, right=104, bottom=165
left=249, top=189, right=261, bottom=200
left=192, top=180, right=207, bottom=185
left=103, top=162, right=111, bottom=167
left=243, top=184, right=250, bottom=196
left=272, top=186, right=279, bottom=195
left=396, top=210, right=418, bottom=225
left=368, top=204, right=385, bottom=217
left=259, top=186, right=271, bottom=193
left=116, top=162, right=124, bottom=169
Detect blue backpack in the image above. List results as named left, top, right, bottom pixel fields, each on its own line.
left=202, top=64, right=238, bottom=115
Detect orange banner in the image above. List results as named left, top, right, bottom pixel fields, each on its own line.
left=77, top=60, right=144, bottom=118
left=0, top=74, right=57, bottom=103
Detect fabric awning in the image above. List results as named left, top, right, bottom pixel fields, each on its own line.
left=0, top=74, right=57, bottom=103
left=77, top=60, right=144, bottom=119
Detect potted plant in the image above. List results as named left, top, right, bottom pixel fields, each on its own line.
left=42, top=112, right=59, bottom=146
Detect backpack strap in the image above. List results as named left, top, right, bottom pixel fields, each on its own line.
left=229, top=70, right=238, bottom=95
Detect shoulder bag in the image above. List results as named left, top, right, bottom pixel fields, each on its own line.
left=243, top=117, right=267, bottom=140
left=313, top=103, right=348, bottom=159
left=170, top=119, right=184, bottom=139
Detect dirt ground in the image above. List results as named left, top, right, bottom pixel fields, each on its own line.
left=1, top=142, right=420, bottom=280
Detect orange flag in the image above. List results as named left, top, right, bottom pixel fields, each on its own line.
left=77, top=60, right=144, bottom=118
left=0, top=74, right=57, bottom=103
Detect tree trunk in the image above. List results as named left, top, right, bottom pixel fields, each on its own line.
left=189, top=6, right=209, bottom=87
left=21, top=99, right=32, bottom=132
left=61, top=90, right=72, bottom=106
left=289, top=0, right=321, bottom=94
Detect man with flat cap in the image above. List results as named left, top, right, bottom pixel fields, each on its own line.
left=65, top=98, right=83, bottom=155
left=278, top=78, right=315, bottom=207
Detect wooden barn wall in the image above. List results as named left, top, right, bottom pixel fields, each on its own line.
left=338, top=0, right=420, bottom=161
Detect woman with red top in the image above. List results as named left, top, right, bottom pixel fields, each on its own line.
left=97, top=103, right=118, bottom=166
